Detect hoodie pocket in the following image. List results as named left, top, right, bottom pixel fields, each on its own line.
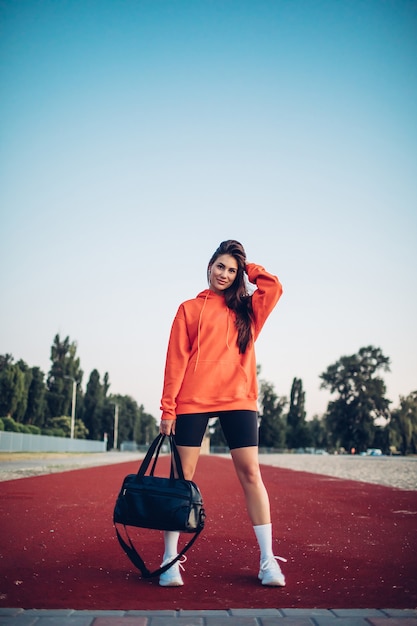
left=178, top=359, right=248, bottom=404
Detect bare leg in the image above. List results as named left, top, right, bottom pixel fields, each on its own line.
left=175, top=445, right=201, bottom=480
left=162, top=446, right=201, bottom=557
left=160, top=445, right=202, bottom=586
left=230, top=446, right=271, bottom=525
left=231, top=446, right=286, bottom=585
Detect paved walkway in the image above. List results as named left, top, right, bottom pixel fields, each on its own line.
left=1, top=608, right=417, bottom=625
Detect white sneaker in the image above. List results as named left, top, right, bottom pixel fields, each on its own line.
left=258, top=555, right=287, bottom=587
left=159, top=555, right=186, bottom=587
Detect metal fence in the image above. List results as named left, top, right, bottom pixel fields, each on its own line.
left=0, top=431, right=106, bottom=453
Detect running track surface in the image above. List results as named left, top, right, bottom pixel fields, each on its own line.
left=0, top=456, right=416, bottom=611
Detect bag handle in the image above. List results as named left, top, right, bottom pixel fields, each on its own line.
left=137, top=433, right=164, bottom=477
left=137, top=434, right=185, bottom=481
left=169, top=435, right=186, bottom=480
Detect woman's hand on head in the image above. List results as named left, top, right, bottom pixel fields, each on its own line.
left=160, top=419, right=176, bottom=436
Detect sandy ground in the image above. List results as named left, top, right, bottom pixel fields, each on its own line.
left=259, top=453, right=417, bottom=490
left=0, top=450, right=143, bottom=481
left=0, top=450, right=416, bottom=490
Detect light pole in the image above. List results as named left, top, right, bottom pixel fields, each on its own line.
left=111, top=403, right=119, bottom=450
left=64, top=376, right=77, bottom=439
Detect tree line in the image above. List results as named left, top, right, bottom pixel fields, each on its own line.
left=0, top=334, right=158, bottom=448
left=211, top=346, right=417, bottom=455
left=1, top=337, right=416, bottom=454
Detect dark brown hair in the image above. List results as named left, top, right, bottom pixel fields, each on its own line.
left=208, top=240, right=254, bottom=353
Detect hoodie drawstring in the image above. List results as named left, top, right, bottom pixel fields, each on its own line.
left=195, top=291, right=209, bottom=372
left=226, top=310, right=231, bottom=350
left=194, top=292, right=232, bottom=372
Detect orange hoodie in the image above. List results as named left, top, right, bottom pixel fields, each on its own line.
left=160, top=263, right=283, bottom=421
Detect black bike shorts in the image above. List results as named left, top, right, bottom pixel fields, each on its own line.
left=174, top=410, right=259, bottom=450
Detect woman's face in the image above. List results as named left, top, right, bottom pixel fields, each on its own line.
left=209, top=254, right=238, bottom=295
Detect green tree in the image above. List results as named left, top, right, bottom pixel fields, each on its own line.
left=371, top=423, right=390, bottom=453
left=44, top=415, right=88, bottom=439
left=100, top=400, right=117, bottom=448
left=103, top=372, right=110, bottom=396
left=112, top=395, right=140, bottom=445
left=320, top=345, right=391, bottom=453
left=0, top=355, right=26, bottom=419
left=307, top=415, right=329, bottom=450
left=1, top=415, right=40, bottom=434
left=388, top=391, right=417, bottom=455
left=258, top=380, right=287, bottom=448
left=286, top=377, right=311, bottom=449
left=46, top=334, right=83, bottom=418
left=14, top=359, right=32, bottom=422
left=83, top=369, right=105, bottom=440
left=2, top=416, right=21, bottom=432
left=24, top=367, right=46, bottom=427
left=134, top=404, right=158, bottom=445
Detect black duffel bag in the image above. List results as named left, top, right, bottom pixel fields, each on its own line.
left=113, top=434, right=205, bottom=577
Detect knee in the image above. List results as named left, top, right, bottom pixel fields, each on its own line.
left=238, top=464, right=263, bottom=487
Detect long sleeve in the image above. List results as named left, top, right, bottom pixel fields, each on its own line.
left=160, top=305, right=192, bottom=421
left=246, top=263, right=283, bottom=341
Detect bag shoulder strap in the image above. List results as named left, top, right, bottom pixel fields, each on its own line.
left=114, top=521, right=204, bottom=578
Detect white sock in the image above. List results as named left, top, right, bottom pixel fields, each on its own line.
left=163, top=530, right=180, bottom=561
left=253, top=523, right=274, bottom=563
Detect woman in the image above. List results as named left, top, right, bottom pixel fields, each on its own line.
left=159, top=240, right=286, bottom=587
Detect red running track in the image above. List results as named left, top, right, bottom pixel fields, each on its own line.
left=0, top=456, right=416, bottom=610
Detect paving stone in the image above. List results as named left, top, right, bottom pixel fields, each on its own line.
left=380, top=613, right=417, bottom=619
left=148, top=617, right=204, bottom=626
left=72, top=612, right=125, bottom=617
left=259, top=618, right=315, bottom=626
left=178, top=610, right=230, bottom=617
left=281, top=610, right=335, bottom=618
left=368, top=617, right=417, bottom=626
left=33, top=617, right=94, bottom=626
left=0, top=611, right=24, bottom=617
left=0, top=616, right=38, bottom=626
left=92, top=618, right=148, bottom=626
left=230, top=609, right=282, bottom=617
left=205, top=618, right=258, bottom=626
left=313, top=618, right=369, bottom=626
left=332, top=611, right=386, bottom=618
left=125, top=612, right=177, bottom=617
left=23, top=610, right=75, bottom=617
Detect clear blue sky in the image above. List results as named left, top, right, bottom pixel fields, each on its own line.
left=1, top=0, right=416, bottom=422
